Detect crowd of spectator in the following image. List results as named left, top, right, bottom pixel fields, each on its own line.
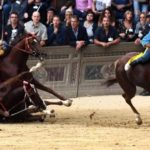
left=0, top=0, right=150, bottom=50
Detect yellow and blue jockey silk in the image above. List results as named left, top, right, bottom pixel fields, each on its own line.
left=127, top=48, right=148, bottom=65
left=127, top=31, right=150, bottom=65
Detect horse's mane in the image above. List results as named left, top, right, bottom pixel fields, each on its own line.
left=11, top=33, right=33, bottom=46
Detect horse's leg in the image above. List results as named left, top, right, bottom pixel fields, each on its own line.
left=44, top=100, right=63, bottom=106
left=122, top=93, right=142, bottom=125
left=44, top=99, right=73, bottom=107
left=21, top=113, right=46, bottom=122
left=27, top=100, right=63, bottom=114
left=32, top=79, right=66, bottom=100
left=31, top=78, right=72, bottom=106
left=116, top=68, right=142, bottom=125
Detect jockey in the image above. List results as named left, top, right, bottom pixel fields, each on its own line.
left=125, top=31, right=150, bottom=71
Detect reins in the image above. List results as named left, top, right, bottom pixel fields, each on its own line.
left=10, top=80, right=39, bottom=117
left=7, top=36, right=34, bottom=54
left=0, top=78, right=37, bottom=118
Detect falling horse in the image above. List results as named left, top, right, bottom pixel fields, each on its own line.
left=103, top=51, right=150, bottom=125
left=0, top=33, right=72, bottom=121
left=0, top=71, right=48, bottom=122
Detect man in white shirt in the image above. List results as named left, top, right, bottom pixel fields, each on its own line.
left=25, top=11, right=48, bottom=46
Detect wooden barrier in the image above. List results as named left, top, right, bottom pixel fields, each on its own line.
left=27, top=43, right=143, bottom=98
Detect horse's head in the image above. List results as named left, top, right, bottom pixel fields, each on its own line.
left=24, top=34, right=44, bottom=60
left=13, top=33, right=45, bottom=61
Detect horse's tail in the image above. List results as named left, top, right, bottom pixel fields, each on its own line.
left=102, top=59, right=119, bottom=87
left=102, top=77, right=118, bottom=87
left=114, top=59, right=119, bottom=71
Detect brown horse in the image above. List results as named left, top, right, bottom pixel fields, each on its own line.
left=0, top=33, right=72, bottom=121
left=103, top=52, right=150, bottom=125
left=0, top=33, right=72, bottom=103
left=0, top=69, right=48, bottom=121
left=0, top=71, right=66, bottom=122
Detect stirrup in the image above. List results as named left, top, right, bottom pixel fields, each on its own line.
left=124, top=63, right=131, bottom=71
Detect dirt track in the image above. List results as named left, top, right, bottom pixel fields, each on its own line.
left=0, top=95, right=150, bottom=150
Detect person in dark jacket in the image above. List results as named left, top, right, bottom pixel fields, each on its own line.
left=0, top=12, right=25, bottom=56
left=94, top=16, right=120, bottom=48
left=47, top=15, right=66, bottom=46
left=66, top=15, right=89, bottom=51
left=11, top=0, right=28, bottom=22
left=4, top=12, right=25, bottom=44
left=24, top=0, right=47, bottom=24
left=83, top=11, right=97, bottom=43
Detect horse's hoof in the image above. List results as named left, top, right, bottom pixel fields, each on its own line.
left=43, top=109, right=55, bottom=118
left=62, top=99, right=73, bottom=107
left=50, top=109, right=55, bottom=118
left=135, top=117, right=143, bottom=125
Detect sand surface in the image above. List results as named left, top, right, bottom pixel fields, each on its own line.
left=0, top=95, right=150, bottom=150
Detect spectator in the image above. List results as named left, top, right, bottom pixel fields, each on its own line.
left=3, top=1, right=12, bottom=25
left=11, top=0, right=28, bottom=22
left=98, top=7, right=116, bottom=27
left=4, top=12, right=25, bottom=45
left=66, top=15, right=89, bottom=51
left=25, top=11, right=48, bottom=46
left=118, top=10, right=136, bottom=42
left=134, top=13, right=150, bottom=45
left=47, top=16, right=66, bottom=46
left=111, top=0, right=132, bottom=22
left=0, top=12, right=25, bottom=56
left=44, top=0, right=57, bottom=9
left=94, top=16, right=120, bottom=48
left=24, top=0, right=47, bottom=24
left=83, top=11, right=97, bottom=43
left=62, top=8, right=73, bottom=27
left=146, top=12, right=150, bottom=24
left=45, top=6, right=56, bottom=27
left=133, top=0, right=149, bottom=23
left=142, top=14, right=150, bottom=37
left=60, top=1, right=82, bottom=21
left=92, top=0, right=111, bottom=22
left=134, top=12, right=147, bottom=45
left=75, top=0, right=93, bottom=21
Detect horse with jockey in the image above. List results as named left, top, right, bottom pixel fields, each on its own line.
left=125, top=26, right=150, bottom=71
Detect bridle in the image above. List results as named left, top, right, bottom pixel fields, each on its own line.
left=13, top=36, right=39, bottom=54
left=5, top=35, right=45, bottom=61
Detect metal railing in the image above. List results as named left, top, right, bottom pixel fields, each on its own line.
left=28, top=43, right=143, bottom=98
